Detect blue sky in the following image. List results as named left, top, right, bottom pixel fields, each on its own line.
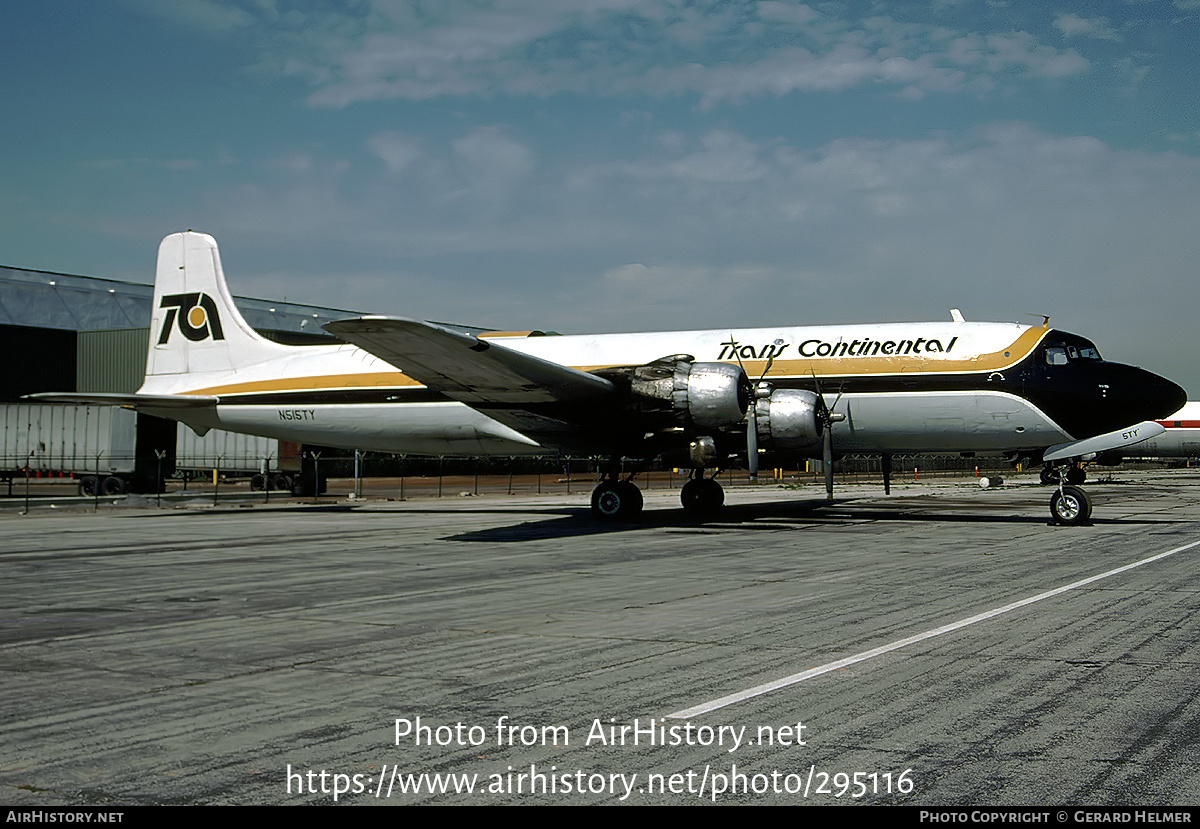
left=3, top=1, right=1199, bottom=393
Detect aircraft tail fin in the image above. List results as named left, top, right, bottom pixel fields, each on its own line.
left=141, top=232, right=290, bottom=390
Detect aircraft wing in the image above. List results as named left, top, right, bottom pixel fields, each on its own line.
left=24, top=392, right=218, bottom=409
left=324, top=317, right=614, bottom=404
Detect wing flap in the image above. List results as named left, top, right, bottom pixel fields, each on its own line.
left=324, top=317, right=613, bottom=404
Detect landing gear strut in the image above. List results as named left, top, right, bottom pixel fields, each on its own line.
left=1040, top=463, right=1085, bottom=485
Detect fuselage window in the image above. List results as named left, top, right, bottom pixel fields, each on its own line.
left=1045, top=347, right=1069, bottom=366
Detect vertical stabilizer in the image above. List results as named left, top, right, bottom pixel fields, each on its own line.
left=142, top=232, right=290, bottom=387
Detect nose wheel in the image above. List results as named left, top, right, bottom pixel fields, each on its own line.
left=1050, top=484, right=1092, bottom=526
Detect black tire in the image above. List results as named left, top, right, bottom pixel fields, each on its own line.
left=681, top=478, right=724, bottom=515
left=591, top=480, right=642, bottom=520
left=271, top=473, right=291, bottom=491
left=78, top=476, right=97, bottom=497
left=617, top=480, right=642, bottom=517
left=1039, top=466, right=1059, bottom=486
left=101, top=476, right=125, bottom=496
left=250, top=474, right=267, bottom=491
left=1050, top=485, right=1091, bottom=526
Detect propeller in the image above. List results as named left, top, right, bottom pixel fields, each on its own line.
left=810, top=370, right=846, bottom=500
left=734, top=338, right=783, bottom=480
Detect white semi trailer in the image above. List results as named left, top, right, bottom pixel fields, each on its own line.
left=1, top=403, right=300, bottom=495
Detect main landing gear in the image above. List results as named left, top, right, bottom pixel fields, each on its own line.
left=680, top=472, right=723, bottom=515
left=590, top=477, right=643, bottom=521
left=589, top=468, right=726, bottom=521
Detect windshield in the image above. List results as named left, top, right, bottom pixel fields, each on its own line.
left=1043, top=334, right=1103, bottom=365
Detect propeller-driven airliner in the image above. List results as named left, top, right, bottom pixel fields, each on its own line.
left=35, top=232, right=1186, bottom=526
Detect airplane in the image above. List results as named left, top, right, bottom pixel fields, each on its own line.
left=33, top=231, right=1186, bottom=526
left=1106, top=402, right=1200, bottom=460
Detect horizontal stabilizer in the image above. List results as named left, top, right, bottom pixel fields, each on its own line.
left=323, top=317, right=614, bottom=404
left=25, top=392, right=219, bottom=409
left=1043, top=420, right=1164, bottom=463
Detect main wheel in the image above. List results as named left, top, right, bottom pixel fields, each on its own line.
left=591, top=480, right=643, bottom=520
left=681, top=478, right=724, bottom=515
left=1050, top=485, right=1092, bottom=526
left=1039, top=465, right=1059, bottom=485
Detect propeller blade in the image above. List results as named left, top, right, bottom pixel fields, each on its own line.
left=747, top=400, right=759, bottom=479
left=736, top=339, right=778, bottom=483
left=823, top=425, right=834, bottom=500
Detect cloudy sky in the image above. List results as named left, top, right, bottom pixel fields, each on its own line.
left=3, top=1, right=1199, bottom=392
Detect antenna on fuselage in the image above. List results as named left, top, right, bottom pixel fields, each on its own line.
left=1025, top=313, right=1051, bottom=329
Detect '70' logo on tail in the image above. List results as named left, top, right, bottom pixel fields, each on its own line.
left=157, top=293, right=225, bottom=344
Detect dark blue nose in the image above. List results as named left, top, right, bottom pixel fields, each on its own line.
left=1141, top=369, right=1188, bottom=422
left=1105, top=364, right=1187, bottom=426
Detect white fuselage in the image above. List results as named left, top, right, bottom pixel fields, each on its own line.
left=145, top=320, right=1075, bottom=457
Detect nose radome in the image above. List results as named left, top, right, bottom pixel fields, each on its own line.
left=1133, top=367, right=1187, bottom=421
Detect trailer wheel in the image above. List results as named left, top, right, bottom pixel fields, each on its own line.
left=78, top=476, right=97, bottom=496
left=102, top=476, right=126, bottom=496
left=271, top=473, right=291, bottom=491
left=250, top=473, right=267, bottom=491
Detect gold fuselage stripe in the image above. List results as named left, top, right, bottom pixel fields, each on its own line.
left=181, top=327, right=1047, bottom=398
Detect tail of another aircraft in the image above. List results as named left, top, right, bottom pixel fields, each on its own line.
left=140, top=231, right=291, bottom=393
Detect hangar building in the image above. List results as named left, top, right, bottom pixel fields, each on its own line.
left=0, top=262, right=359, bottom=494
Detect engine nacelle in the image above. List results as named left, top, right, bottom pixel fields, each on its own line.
left=755, top=389, right=823, bottom=449
left=628, top=356, right=750, bottom=431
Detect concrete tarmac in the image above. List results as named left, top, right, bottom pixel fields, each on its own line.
left=2, top=470, right=1199, bottom=806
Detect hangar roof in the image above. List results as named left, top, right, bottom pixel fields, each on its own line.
left=0, top=264, right=358, bottom=336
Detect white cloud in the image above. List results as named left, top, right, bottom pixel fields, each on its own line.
left=367, top=132, right=423, bottom=176
left=452, top=127, right=536, bottom=197
left=174, top=0, right=1090, bottom=106
left=124, top=0, right=257, bottom=33
left=1053, top=14, right=1120, bottom=41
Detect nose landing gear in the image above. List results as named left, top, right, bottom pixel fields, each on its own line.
left=1045, top=462, right=1093, bottom=526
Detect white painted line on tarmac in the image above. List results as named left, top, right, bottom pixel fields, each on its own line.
left=667, top=537, right=1200, bottom=719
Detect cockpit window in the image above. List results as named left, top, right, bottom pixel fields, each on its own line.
left=1044, top=341, right=1103, bottom=365
left=1045, top=347, right=1069, bottom=366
